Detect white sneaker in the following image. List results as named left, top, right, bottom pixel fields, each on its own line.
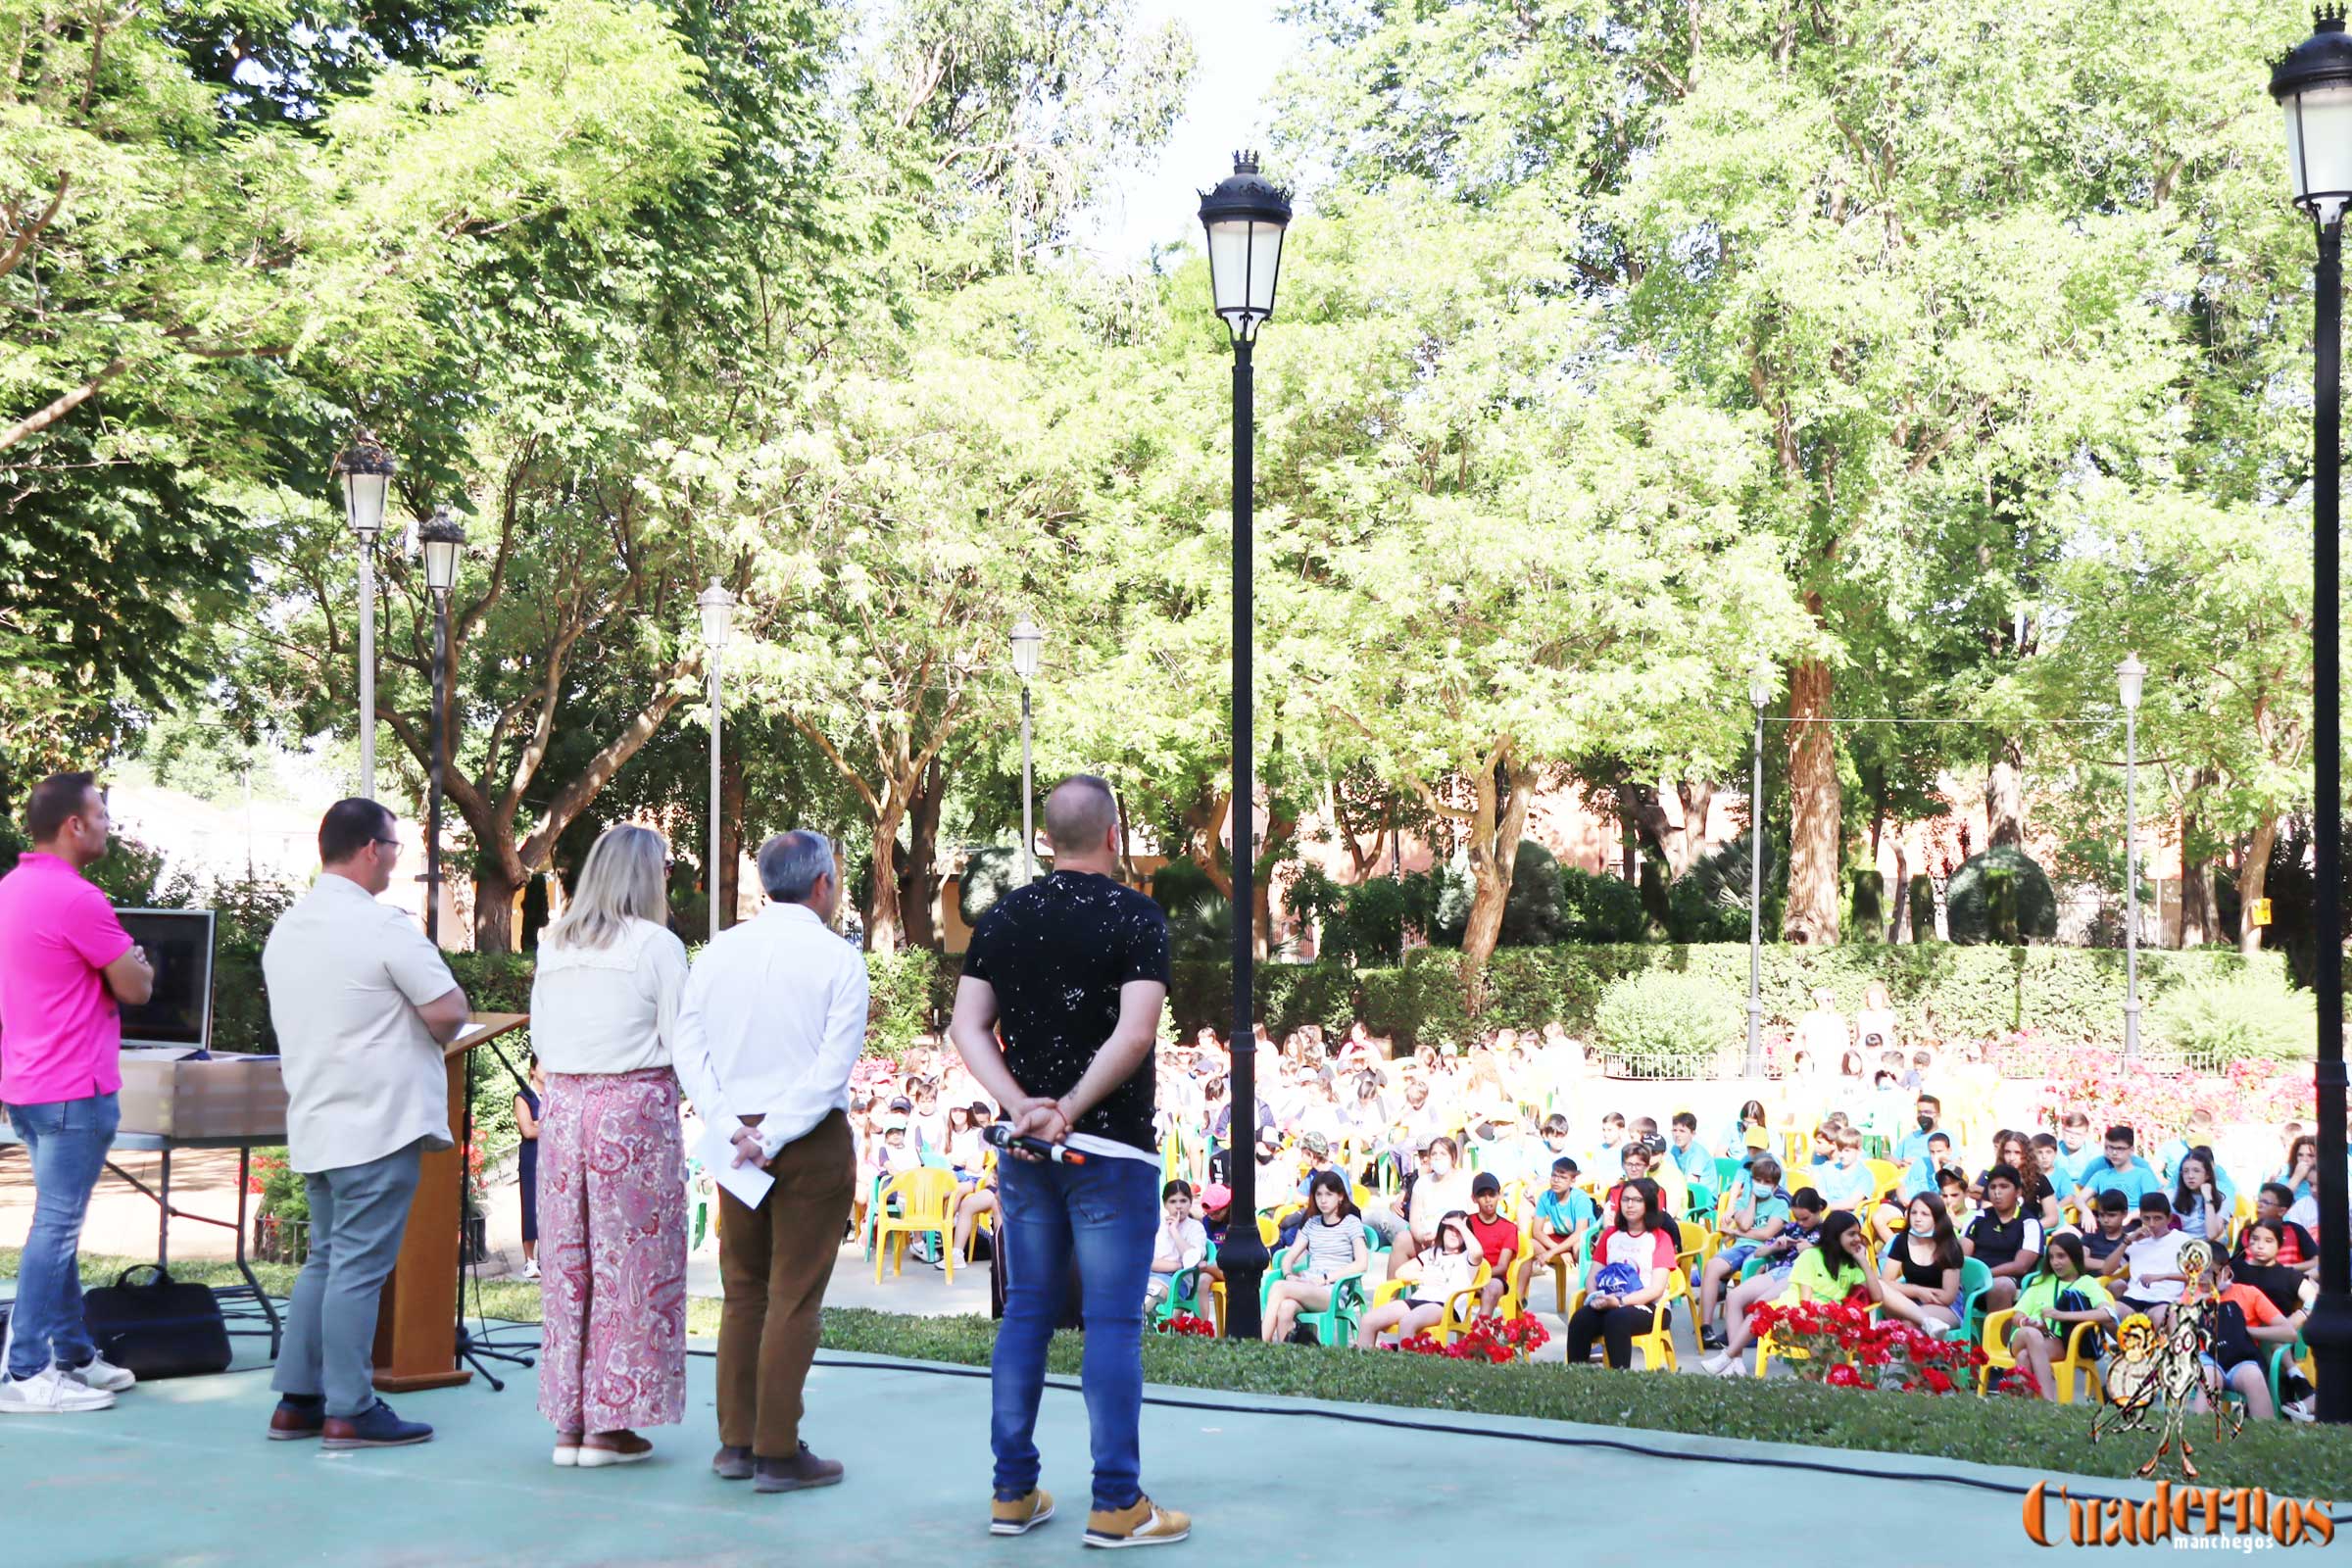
left=68, top=1355, right=135, bottom=1393
left=523, top=1259, right=541, bottom=1281
left=0, top=1367, right=117, bottom=1414
left=2283, top=1396, right=2317, bottom=1425
left=1698, top=1351, right=1731, bottom=1375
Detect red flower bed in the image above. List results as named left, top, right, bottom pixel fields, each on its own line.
left=1745, top=1296, right=1984, bottom=1394
left=1389, top=1311, right=1550, bottom=1364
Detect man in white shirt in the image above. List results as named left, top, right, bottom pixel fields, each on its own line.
left=672, top=830, right=865, bottom=1496
left=261, top=800, right=468, bottom=1450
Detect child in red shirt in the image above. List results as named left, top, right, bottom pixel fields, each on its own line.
left=1466, top=1172, right=1520, bottom=1313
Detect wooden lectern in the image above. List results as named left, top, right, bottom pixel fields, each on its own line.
left=372, top=1012, right=528, bottom=1393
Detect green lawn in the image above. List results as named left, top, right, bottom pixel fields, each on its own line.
left=9, top=1248, right=2347, bottom=1499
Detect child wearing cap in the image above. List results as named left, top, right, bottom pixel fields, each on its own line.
left=1466, top=1172, right=1520, bottom=1312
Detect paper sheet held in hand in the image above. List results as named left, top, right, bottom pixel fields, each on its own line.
left=695, top=1122, right=773, bottom=1207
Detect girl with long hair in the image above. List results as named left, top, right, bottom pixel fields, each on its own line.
left=1876, top=1193, right=1963, bottom=1330
left=1563, top=1184, right=1677, bottom=1369
left=1356, top=1211, right=1480, bottom=1348
left=1264, top=1171, right=1369, bottom=1344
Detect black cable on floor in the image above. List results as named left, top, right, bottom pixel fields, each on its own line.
left=759, top=1350, right=2351, bottom=1523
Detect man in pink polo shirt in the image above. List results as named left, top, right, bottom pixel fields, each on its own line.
left=0, top=771, right=153, bottom=1414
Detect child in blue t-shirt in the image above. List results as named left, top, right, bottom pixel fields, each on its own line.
left=1816, top=1130, right=1878, bottom=1214
left=1519, top=1156, right=1596, bottom=1304
left=1695, top=1157, right=1790, bottom=1350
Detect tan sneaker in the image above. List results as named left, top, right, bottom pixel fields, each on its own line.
left=1084, top=1495, right=1190, bottom=1548
left=991, top=1489, right=1055, bottom=1536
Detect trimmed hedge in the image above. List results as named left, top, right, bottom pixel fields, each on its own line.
left=208, top=943, right=938, bottom=1066
left=1167, top=943, right=2295, bottom=1054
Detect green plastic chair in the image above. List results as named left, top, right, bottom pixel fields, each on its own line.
left=1943, top=1256, right=1994, bottom=1347
left=1153, top=1242, right=1216, bottom=1328
left=1261, top=1248, right=1366, bottom=1346
left=1714, top=1155, right=1744, bottom=1190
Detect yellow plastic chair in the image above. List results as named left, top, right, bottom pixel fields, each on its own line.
left=1370, top=1262, right=1492, bottom=1346
left=1979, top=1307, right=2101, bottom=1402
left=1565, top=1266, right=1682, bottom=1372
left=1864, top=1159, right=1903, bottom=1206
left=872, top=1168, right=961, bottom=1284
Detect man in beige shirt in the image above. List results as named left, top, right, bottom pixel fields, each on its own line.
left=261, top=799, right=467, bottom=1450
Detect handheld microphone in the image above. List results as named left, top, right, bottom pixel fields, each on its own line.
left=985, top=1121, right=1090, bottom=1166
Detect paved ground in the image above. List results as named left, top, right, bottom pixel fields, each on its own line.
left=5, top=1338, right=2302, bottom=1568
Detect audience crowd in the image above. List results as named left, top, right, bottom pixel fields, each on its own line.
left=778, top=996, right=2331, bottom=1420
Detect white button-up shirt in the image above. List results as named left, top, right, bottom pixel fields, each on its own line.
left=263, top=873, right=459, bottom=1173
left=672, top=901, right=867, bottom=1161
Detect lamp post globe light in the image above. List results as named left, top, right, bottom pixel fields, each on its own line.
left=2272, top=3, right=2352, bottom=1424
left=417, top=507, right=466, bottom=947
left=1010, top=618, right=1045, bottom=882
left=1745, top=661, right=1772, bottom=1078
left=701, top=578, right=737, bottom=942
left=2118, top=654, right=2146, bottom=1060
left=333, top=430, right=397, bottom=800
left=1200, top=151, right=1291, bottom=1339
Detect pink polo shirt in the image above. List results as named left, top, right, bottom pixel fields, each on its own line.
left=0, top=852, right=133, bottom=1105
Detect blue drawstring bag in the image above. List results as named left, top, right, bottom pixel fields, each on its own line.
left=1590, top=1261, right=1644, bottom=1298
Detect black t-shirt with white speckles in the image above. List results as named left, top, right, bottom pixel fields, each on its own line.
left=961, top=869, right=1171, bottom=1152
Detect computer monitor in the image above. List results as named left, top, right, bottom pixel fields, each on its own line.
left=115, top=908, right=216, bottom=1054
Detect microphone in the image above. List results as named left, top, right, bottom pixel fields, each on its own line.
left=985, top=1121, right=1089, bottom=1166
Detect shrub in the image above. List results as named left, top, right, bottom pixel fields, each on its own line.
left=1339, top=875, right=1411, bottom=964
left=1592, top=970, right=1737, bottom=1077
left=957, top=846, right=1030, bottom=925
left=1240, top=941, right=2293, bottom=1054
left=1944, top=847, right=2058, bottom=945
left=863, top=948, right=939, bottom=1058
left=2150, top=975, right=2315, bottom=1071
left=1496, top=841, right=1565, bottom=946
left=1150, top=858, right=1217, bottom=916
left=1665, top=832, right=1774, bottom=944
left=1555, top=866, right=1646, bottom=944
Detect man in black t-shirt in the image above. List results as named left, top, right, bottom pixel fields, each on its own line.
left=949, top=774, right=1189, bottom=1550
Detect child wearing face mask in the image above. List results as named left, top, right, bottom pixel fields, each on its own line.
left=1693, top=1157, right=1789, bottom=1349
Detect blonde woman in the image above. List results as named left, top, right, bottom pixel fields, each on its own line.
left=528, top=824, right=692, bottom=1469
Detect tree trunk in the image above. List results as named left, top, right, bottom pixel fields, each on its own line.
left=1890, top=840, right=1910, bottom=943
left=1180, top=785, right=1233, bottom=897
left=1673, top=779, right=1716, bottom=878
left=472, top=858, right=523, bottom=955
left=2237, top=813, right=2280, bottom=956
left=718, top=748, right=747, bottom=932
left=898, top=757, right=945, bottom=952
left=867, top=799, right=907, bottom=955
left=1113, top=784, right=1140, bottom=886
left=1253, top=805, right=1297, bottom=959
left=2180, top=769, right=2218, bottom=949
left=1986, top=737, right=2026, bottom=849
left=1460, top=760, right=1535, bottom=989
left=1782, top=651, right=1840, bottom=945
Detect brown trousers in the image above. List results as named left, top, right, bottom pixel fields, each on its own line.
left=715, top=1108, right=855, bottom=1457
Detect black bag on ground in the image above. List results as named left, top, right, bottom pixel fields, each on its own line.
left=82, top=1265, right=231, bottom=1379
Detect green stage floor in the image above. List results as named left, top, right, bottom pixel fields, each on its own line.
left=4, top=1335, right=2343, bottom=1567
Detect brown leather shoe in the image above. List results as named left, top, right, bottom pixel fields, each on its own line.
left=754, top=1442, right=844, bottom=1494
left=267, top=1398, right=325, bottom=1441
left=578, top=1429, right=653, bottom=1468
left=712, top=1444, right=754, bottom=1481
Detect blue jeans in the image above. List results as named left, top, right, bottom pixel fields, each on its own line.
left=270, top=1140, right=424, bottom=1417
left=991, top=1152, right=1157, bottom=1511
left=4, top=1093, right=119, bottom=1379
